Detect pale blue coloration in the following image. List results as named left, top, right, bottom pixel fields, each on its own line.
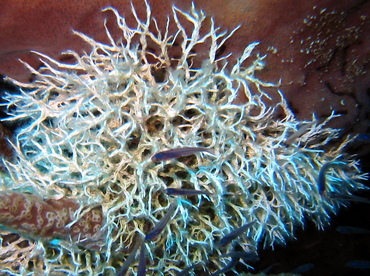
left=0, top=0, right=367, bottom=274
left=317, top=161, right=348, bottom=194
left=216, top=221, right=256, bottom=247
left=145, top=203, right=177, bottom=241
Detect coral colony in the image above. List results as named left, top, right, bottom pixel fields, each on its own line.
left=0, top=1, right=367, bottom=275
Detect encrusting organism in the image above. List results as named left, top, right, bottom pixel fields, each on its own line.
left=0, top=0, right=368, bottom=275
left=0, top=191, right=105, bottom=250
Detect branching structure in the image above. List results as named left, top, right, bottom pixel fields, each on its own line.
left=0, top=1, right=367, bottom=275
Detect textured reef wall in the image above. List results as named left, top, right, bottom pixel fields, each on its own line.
left=0, top=1, right=367, bottom=275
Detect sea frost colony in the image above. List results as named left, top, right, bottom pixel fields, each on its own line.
left=0, top=2, right=367, bottom=275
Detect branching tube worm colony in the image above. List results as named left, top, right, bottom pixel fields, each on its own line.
left=0, top=1, right=367, bottom=275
